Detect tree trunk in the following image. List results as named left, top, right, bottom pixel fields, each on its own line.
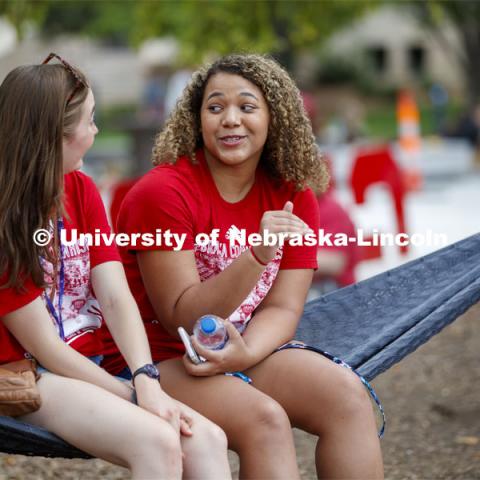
left=460, top=20, right=480, bottom=107
left=418, top=1, right=480, bottom=107
left=268, top=0, right=294, bottom=71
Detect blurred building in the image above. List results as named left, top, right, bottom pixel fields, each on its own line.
left=0, top=18, right=16, bottom=57
left=0, top=22, right=143, bottom=107
left=324, top=5, right=464, bottom=97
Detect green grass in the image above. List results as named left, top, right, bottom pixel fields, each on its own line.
left=364, top=102, right=465, bottom=141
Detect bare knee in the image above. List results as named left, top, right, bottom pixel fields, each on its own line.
left=185, top=418, right=228, bottom=453
left=329, top=369, right=373, bottom=419
left=128, top=420, right=182, bottom=471
left=246, top=397, right=291, bottom=438
left=147, top=421, right=182, bottom=457
left=228, top=396, right=291, bottom=455
left=203, top=422, right=228, bottom=451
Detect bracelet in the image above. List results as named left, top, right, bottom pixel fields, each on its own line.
left=250, top=247, right=269, bottom=266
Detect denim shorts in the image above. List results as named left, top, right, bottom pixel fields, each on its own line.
left=37, top=354, right=104, bottom=374
left=115, top=366, right=133, bottom=381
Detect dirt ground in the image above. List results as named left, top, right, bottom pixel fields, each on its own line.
left=1, top=304, right=479, bottom=480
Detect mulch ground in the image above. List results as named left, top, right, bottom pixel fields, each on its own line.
left=1, top=304, right=479, bottom=480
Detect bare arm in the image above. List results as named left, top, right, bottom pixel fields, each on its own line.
left=3, top=264, right=192, bottom=434
left=241, top=268, right=313, bottom=363
left=138, top=201, right=312, bottom=335
left=91, top=261, right=154, bottom=372
left=91, top=261, right=193, bottom=434
left=1, top=297, right=132, bottom=400
left=183, top=268, right=313, bottom=375
left=138, top=248, right=265, bottom=335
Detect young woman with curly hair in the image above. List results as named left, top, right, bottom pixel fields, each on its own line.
left=0, top=55, right=230, bottom=479
left=102, top=53, right=384, bottom=478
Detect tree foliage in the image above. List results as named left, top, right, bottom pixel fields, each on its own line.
left=0, top=0, right=370, bottom=67
left=414, top=0, right=480, bottom=106
left=0, top=0, right=48, bottom=35
left=0, top=0, right=135, bottom=45
left=133, top=0, right=370, bottom=68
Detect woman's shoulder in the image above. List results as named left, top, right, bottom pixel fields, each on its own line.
left=117, top=156, right=201, bottom=230
left=65, top=169, right=95, bottom=185
left=64, top=170, right=99, bottom=197
left=258, top=168, right=316, bottom=204
left=131, top=155, right=203, bottom=199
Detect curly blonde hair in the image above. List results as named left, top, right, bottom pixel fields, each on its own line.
left=152, top=53, right=328, bottom=191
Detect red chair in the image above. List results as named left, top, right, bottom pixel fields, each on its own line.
left=350, top=145, right=408, bottom=256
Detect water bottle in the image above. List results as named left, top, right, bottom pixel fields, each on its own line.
left=193, top=315, right=228, bottom=350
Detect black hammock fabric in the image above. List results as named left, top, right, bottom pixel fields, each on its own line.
left=296, top=232, right=480, bottom=381
left=1, top=233, right=479, bottom=459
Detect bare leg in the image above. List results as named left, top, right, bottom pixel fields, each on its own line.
left=21, top=373, right=183, bottom=480
left=178, top=401, right=231, bottom=479
left=245, top=347, right=384, bottom=479
left=158, top=358, right=300, bottom=480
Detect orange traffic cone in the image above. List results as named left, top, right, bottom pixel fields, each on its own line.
left=396, top=90, right=423, bottom=191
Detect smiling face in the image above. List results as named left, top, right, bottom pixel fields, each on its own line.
left=200, top=72, right=270, bottom=171
left=62, top=89, right=98, bottom=174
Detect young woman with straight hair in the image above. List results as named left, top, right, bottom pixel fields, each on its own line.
left=0, top=54, right=230, bottom=479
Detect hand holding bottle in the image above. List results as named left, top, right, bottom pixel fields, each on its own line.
left=182, top=319, right=254, bottom=377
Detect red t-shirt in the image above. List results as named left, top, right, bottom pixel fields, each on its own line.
left=0, top=171, right=120, bottom=364
left=101, top=149, right=319, bottom=373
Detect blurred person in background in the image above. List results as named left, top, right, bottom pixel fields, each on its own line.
left=310, top=154, right=360, bottom=297
left=447, top=103, right=480, bottom=163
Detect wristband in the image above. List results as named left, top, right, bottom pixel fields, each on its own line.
left=250, top=247, right=269, bottom=266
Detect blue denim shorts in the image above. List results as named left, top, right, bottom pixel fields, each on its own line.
left=115, top=366, right=133, bottom=381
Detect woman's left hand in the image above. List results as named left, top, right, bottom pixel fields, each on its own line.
left=182, top=321, right=255, bottom=376
left=135, top=376, right=193, bottom=436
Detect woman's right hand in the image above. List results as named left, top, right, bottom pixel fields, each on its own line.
left=253, top=201, right=313, bottom=264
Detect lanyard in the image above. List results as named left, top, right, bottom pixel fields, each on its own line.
left=43, top=218, right=65, bottom=341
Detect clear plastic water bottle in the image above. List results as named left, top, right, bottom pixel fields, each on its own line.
left=193, top=315, right=228, bottom=350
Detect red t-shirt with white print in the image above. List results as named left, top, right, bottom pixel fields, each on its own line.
left=0, top=171, right=120, bottom=364
left=100, top=149, right=319, bottom=373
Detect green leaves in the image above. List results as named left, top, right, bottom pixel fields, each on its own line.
left=1, top=0, right=371, bottom=68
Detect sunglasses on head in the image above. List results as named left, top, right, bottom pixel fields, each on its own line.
left=42, top=52, right=87, bottom=106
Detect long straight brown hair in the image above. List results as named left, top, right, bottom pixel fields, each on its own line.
left=0, top=62, right=89, bottom=290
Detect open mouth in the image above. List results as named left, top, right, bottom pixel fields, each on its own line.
left=219, top=135, right=246, bottom=145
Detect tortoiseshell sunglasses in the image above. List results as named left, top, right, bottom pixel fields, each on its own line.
left=42, top=52, right=87, bottom=105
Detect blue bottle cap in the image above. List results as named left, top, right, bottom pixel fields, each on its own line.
left=200, top=316, right=217, bottom=334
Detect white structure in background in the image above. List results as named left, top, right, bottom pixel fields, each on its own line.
left=0, top=18, right=16, bottom=57
left=138, top=37, right=179, bottom=68
left=137, top=37, right=187, bottom=118
left=325, top=5, right=464, bottom=96
left=0, top=17, right=144, bottom=107
left=0, top=22, right=185, bottom=110
left=164, top=69, right=193, bottom=115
